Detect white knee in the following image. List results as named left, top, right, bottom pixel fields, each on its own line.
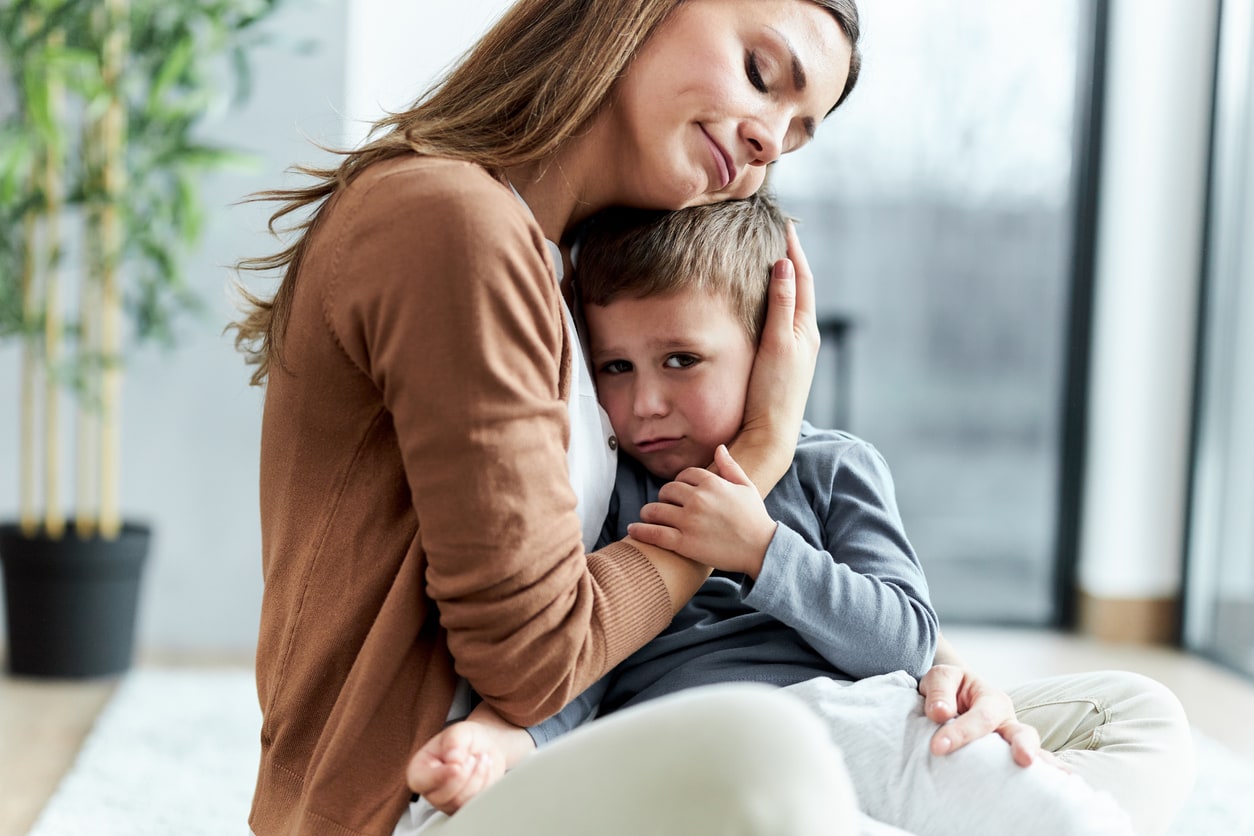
left=627, top=685, right=859, bottom=835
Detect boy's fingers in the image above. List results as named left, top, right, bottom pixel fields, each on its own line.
left=713, top=445, right=754, bottom=489
left=1036, top=748, right=1072, bottom=774
left=411, top=760, right=464, bottom=812
left=627, top=521, right=681, bottom=552
left=406, top=756, right=442, bottom=795
left=918, top=664, right=962, bottom=722
left=446, top=753, right=490, bottom=814
left=1002, top=721, right=1042, bottom=767
left=636, top=500, right=688, bottom=530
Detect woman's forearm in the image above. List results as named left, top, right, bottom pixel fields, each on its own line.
left=624, top=537, right=714, bottom=613
left=726, top=430, right=796, bottom=499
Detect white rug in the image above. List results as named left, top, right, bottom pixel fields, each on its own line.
left=29, top=669, right=1254, bottom=835
left=31, top=669, right=260, bottom=836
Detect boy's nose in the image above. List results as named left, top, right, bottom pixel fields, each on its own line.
left=632, top=380, right=669, bottom=418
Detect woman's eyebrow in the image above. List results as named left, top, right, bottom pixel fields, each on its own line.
left=768, top=27, right=807, bottom=92
left=767, top=27, right=818, bottom=139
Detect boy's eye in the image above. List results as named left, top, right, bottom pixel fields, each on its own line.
left=600, top=360, right=632, bottom=375
left=745, top=51, right=768, bottom=93
left=664, top=354, right=699, bottom=369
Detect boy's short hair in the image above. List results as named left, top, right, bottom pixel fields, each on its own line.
left=575, top=190, right=790, bottom=342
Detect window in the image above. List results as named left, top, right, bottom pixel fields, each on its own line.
left=1185, top=0, right=1254, bottom=676
left=780, top=1, right=1092, bottom=624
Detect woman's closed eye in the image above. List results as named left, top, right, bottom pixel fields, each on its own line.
left=664, top=353, right=700, bottom=369
left=745, top=51, right=767, bottom=93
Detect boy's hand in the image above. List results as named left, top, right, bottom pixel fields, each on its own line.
left=629, top=445, right=777, bottom=578
left=407, top=719, right=509, bottom=815
left=918, top=664, right=1059, bottom=770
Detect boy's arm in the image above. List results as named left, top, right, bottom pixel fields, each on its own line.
left=737, top=438, right=937, bottom=681
left=741, top=439, right=938, bottom=679
left=527, top=675, right=610, bottom=747
left=630, top=440, right=937, bottom=679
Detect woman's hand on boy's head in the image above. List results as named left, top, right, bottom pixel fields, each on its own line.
left=733, top=223, right=820, bottom=493
left=628, top=446, right=777, bottom=579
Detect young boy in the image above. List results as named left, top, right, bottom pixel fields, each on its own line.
left=407, top=193, right=1134, bottom=835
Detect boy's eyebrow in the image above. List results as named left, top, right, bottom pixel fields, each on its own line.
left=589, top=336, right=703, bottom=360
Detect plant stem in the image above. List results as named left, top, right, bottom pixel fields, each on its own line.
left=42, top=29, right=66, bottom=539
left=98, top=0, right=129, bottom=540
left=76, top=127, right=100, bottom=541
left=19, top=198, right=40, bottom=539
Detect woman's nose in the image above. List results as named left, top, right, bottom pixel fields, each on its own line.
left=742, top=113, right=785, bottom=167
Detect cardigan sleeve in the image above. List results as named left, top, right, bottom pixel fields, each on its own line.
left=321, top=160, right=672, bottom=726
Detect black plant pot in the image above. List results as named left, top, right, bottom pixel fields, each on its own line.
left=0, top=521, right=149, bottom=678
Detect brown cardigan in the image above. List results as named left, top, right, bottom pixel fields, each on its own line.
left=249, top=156, right=674, bottom=835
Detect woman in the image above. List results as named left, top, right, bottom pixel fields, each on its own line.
left=233, top=1, right=1190, bottom=834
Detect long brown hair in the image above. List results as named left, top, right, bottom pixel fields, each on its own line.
left=230, top=0, right=861, bottom=386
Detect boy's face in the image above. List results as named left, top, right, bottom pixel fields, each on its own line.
left=585, top=286, right=755, bottom=481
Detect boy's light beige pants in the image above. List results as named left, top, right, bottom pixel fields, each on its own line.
left=395, top=671, right=1193, bottom=836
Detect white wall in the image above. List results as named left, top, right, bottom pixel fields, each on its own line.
left=1078, top=0, right=1219, bottom=600
left=342, top=0, right=510, bottom=147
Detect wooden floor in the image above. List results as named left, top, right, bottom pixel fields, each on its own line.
left=1, top=629, right=1252, bottom=836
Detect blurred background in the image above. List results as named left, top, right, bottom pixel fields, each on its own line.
left=0, top=0, right=1250, bottom=683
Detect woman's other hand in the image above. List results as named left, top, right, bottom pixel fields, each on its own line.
left=733, top=222, right=821, bottom=495
left=918, top=663, right=1046, bottom=767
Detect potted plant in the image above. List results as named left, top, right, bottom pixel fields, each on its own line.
left=0, top=0, right=287, bottom=677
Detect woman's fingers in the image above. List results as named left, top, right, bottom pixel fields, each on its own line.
left=761, top=255, right=798, bottom=358
left=784, top=221, right=818, bottom=339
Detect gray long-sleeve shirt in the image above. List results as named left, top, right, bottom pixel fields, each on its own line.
left=529, top=422, right=939, bottom=745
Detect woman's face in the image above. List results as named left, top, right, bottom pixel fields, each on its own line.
left=606, top=0, right=852, bottom=209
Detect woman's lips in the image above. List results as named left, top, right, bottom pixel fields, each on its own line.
left=701, top=127, right=732, bottom=190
